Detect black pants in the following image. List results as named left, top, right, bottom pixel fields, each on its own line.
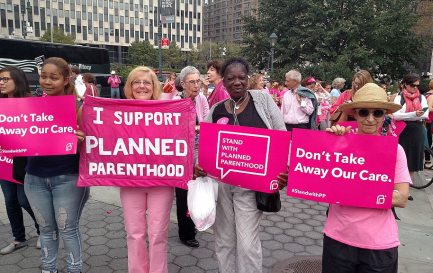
left=175, top=188, right=196, bottom=241
left=0, top=181, right=39, bottom=242
left=285, top=123, right=309, bottom=131
left=322, top=235, right=398, bottom=273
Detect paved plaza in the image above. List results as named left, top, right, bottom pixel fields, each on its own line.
left=1, top=185, right=433, bottom=273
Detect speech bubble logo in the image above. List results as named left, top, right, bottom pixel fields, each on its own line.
left=216, top=131, right=270, bottom=179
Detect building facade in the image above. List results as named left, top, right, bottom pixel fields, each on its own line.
left=204, top=0, right=258, bottom=44
left=0, top=0, right=203, bottom=63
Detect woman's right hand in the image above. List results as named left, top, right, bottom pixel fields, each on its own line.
left=326, top=124, right=352, bottom=136
left=415, top=110, right=424, bottom=117
left=194, top=165, right=207, bottom=179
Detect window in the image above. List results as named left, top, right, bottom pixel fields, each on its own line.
left=34, top=22, right=40, bottom=36
left=13, top=5, right=19, bottom=29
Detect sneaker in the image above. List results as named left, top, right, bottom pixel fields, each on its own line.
left=425, top=161, right=433, bottom=169
left=0, top=241, right=28, bottom=255
left=36, top=236, right=41, bottom=249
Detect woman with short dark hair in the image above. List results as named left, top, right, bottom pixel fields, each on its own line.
left=196, top=58, right=287, bottom=273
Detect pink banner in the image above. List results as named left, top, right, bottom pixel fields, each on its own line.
left=287, top=129, right=397, bottom=209
left=0, top=96, right=77, bottom=156
left=0, top=156, right=20, bottom=184
left=77, top=96, right=196, bottom=189
left=198, top=123, right=291, bottom=193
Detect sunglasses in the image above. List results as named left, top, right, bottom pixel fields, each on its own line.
left=355, top=109, right=386, bottom=118
left=408, top=83, right=420, bottom=88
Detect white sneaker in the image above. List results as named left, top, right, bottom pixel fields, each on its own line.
left=36, top=236, right=41, bottom=249
left=0, top=241, right=28, bottom=255
left=425, top=161, right=433, bottom=169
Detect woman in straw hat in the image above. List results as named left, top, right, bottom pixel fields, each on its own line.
left=323, top=83, right=411, bottom=273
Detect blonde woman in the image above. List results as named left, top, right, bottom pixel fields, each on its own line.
left=120, top=67, right=173, bottom=273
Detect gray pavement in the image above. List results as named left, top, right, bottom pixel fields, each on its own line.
left=0, top=184, right=432, bottom=273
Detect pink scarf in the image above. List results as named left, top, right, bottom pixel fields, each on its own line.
left=402, top=89, right=422, bottom=112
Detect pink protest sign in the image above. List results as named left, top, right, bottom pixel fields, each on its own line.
left=77, top=96, right=196, bottom=189
left=198, top=122, right=291, bottom=193
left=287, top=129, right=397, bottom=209
left=0, top=156, right=20, bottom=184
left=0, top=96, right=77, bottom=156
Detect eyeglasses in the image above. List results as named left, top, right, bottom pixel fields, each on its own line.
left=355, top=109, right=386, bottom=118
left=0, top=77, right=11, bottom=83
left=185, top=79, right=201, bottom=85
left=408, top=83, right=420, bottom=88
left=132, top=80, right=152, bottom=87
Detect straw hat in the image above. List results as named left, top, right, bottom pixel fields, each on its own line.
left=339, top=83, right=401, bottom=114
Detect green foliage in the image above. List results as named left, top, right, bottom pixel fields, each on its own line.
left=127, top=41, right=158, bottom=67
left=40, top=28, right=75, bottom=44
left=162, top=42, right=184, bottom=70
left=110, top=63, right=134, bottom=80
left=243, top=0, right=424, bottom=81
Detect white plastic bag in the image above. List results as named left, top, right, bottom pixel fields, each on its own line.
left=187, top=177, right=218, bottom=231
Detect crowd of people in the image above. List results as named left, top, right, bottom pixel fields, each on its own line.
left=1, top=55, right=429, bottom=273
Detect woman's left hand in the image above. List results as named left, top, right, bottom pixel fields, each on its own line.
left=277, top=172, right=288, bottom=190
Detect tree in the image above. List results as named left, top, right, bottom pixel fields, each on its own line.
left=243, top=0, right=423, bottom=80
left=162, top=42, right=184, bottom=70
left=127, top=41, right=158, bottom=67
left=40, top=28, right=75, bottom=44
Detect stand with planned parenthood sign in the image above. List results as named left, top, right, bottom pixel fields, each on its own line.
left=198, top=123, right=291, bottom=193
left=287, top=129, right=397, bottom=209
left=77, top=96, right=196, bottom=189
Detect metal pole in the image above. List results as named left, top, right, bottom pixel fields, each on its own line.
left=158, top=0, right=163, bottom=81
left=50, top=6, right=53, bottom=42
left=21, top=0, right=26, bottom=39
left=270, top=47, right=275, bottom=74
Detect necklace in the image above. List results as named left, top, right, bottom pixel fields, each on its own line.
left=231, top=93, right=249, bottom=110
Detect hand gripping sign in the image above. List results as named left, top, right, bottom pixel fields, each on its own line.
left=199, top=123, right=291, bottom=193
left=0, top=96, right=77, bottom=156
left=77, top=96, right=196, bottom=189
left=287, top=129, right=397, bottom=209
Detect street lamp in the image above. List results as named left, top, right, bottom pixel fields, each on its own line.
left=157, top=0, right=163, bottom=82
left=269, top=32, right=277, bottom=74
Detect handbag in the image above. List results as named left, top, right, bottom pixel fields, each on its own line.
left=255, top=191, right=281, bottom=212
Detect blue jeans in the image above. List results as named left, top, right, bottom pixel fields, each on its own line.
left=111, top=87, right=120, bottom=98
left=0, top=180, right=39, bottom=242
left=24, top=174, right=89, bottom=273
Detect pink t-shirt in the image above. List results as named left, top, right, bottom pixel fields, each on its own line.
left=323, top=144, right=411, bottom=250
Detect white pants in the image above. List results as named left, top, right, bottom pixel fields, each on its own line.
left=214, top=183, right=263, bottom=273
